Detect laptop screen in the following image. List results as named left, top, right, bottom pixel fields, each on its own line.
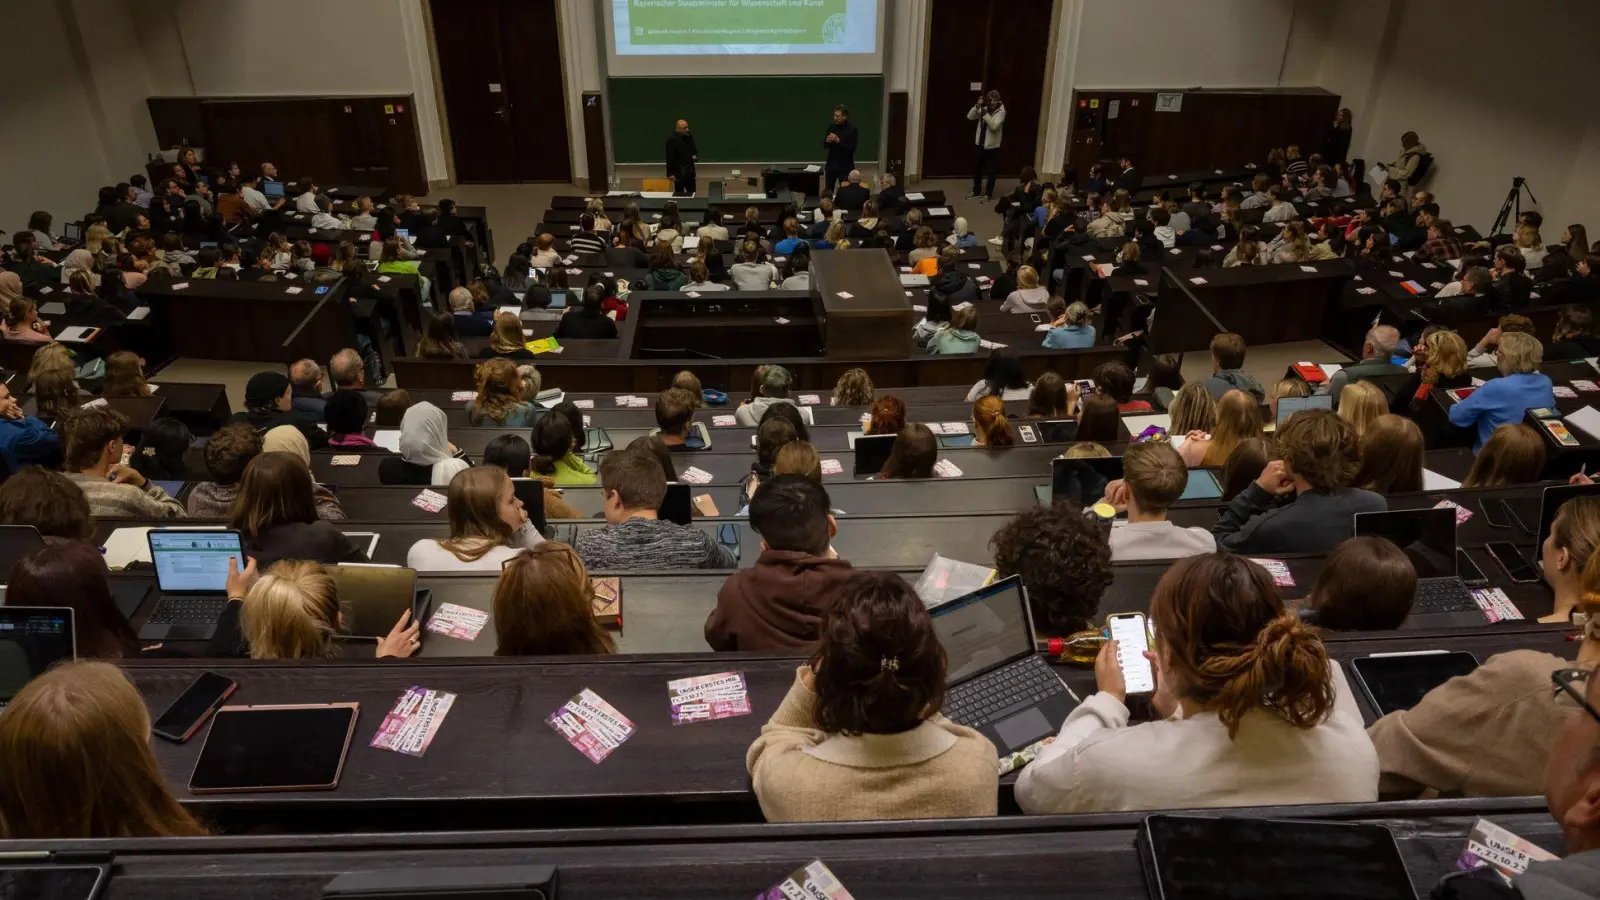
left=930, top=577, right=1034, bottom=684
left=150, top=531, right=244, bottom=592
left=261, top=181, right=285, bottom=199
left=0, top=607, right=75, bottom=707
left=63, top=222, right=84, bottom=243
left=1538, top=484, right=1600, bottom=555
left=1354, top=508, right=1456, bottom=579
left=1277, top=394, right=1334, bottom=425
left=1052, top=457, right=1122, bottom=506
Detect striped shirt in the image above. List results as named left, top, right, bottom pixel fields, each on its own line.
left=574, top=517, right=737, bottom=571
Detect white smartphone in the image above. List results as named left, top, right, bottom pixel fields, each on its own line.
left=1018, top=424, right=1038, bottom=443
left=1107, top=612, right=1154, bottom=695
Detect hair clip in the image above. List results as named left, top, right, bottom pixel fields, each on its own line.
left=880, top=657, right=900, bottom=673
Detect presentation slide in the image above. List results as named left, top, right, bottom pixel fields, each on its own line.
left=606, top=0, right=882, bottom=76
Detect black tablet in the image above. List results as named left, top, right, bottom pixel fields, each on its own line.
left=0, top=865, right=109, bottom=900
left=1350, top=652, right=1479, bottom=717
left=1052, top=457, right=1123, bottom=506
left=189, top=703, right=359, bottom=794
left=1138, top=814, right=1414, bottom=900
left=853, top=434, right=897, bottom=476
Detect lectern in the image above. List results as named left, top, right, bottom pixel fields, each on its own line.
left=811, top=249, right=913, bottom=360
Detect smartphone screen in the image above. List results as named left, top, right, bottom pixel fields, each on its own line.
left=1456, top=549, right=1488, bottom=586
left=1108, top=614, right=1154, bottom=694
left=153, top=672, right=237, bottom=742
left=1486, top=541, right=1541, bottom=583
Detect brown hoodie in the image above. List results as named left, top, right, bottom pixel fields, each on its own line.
left=706, top=550, right=856, bottom=652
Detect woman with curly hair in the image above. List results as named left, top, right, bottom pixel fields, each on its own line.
left=831, top=368, right=874, bottom=407
left=746, top=571, right=998, bottom=822
left=989, top=505, right=1113, bottom=639
left=467, top=358, right=538, bottom=427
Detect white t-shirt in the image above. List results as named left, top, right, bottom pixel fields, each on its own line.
left=241, top=186, right=271, bottom=212
left=1107, top=520, right=1217, bottom=562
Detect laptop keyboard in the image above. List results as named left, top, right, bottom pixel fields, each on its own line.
left=146, top=596, right=229, bottom=626
left=1415, top=577, right=1478, bottom=614
left=945, top=655, right=1067, bottom=728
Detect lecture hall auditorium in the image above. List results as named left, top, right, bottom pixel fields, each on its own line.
left=2, top=0, right=1600, bottom=897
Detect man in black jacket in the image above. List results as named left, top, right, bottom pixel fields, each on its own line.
left=1420, top=267, right=1493, bottom=323
left=1114, top=156, right=1141, bottom=194
left=665, top=120, right=697, bottom=196
left=876, top=172, right=907, bottom=216
left=822, top=105, right=858, bottom=193
left=833, top=170, right=871, bottom=211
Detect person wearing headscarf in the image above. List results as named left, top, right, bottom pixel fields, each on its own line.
left=60, top=250, right=97, bottom=286
left=262, top=426, right=345, bottom=521
left=227, top=371, right=328, bottom=449
left=0, top=272, right=22, bottom=320
left=399, top=402, right=470, bottom=486
left=945, top=217, right=979, bottom=249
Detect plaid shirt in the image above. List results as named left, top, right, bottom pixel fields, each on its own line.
left=1417, top=235, right=1463, bottom=261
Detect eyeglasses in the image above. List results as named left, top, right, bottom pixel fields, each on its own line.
left=1552, top=668, right=1600, bottom=727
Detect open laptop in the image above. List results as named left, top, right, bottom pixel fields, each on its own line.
left=139, top=530, right=245, bottom=641
left=1534, top=483, right=1600, bottom=551
left=326, top=565, right=431, bottom=642
left=1354, top=508, right=1485, bottom=627
left=0, top=525, right=45, bottom=583
left=853, top=434, right=897, bottom=476
left=1276, top=393, right=1334, bottom=425
left=261, top=180, right=286, bottom=199
left=929, top=576, right=1079, bottom=753
left=62, top=221, right=85, bottom=244
left=0, top=607, right=75, bottom=710
left=1051, top=456, right=1122, bottom=506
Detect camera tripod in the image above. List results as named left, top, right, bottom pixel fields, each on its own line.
left=1490, top=177, right=1537, bottom=238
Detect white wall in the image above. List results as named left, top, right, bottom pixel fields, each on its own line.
left=1072, top=0, right=1300, bottom=90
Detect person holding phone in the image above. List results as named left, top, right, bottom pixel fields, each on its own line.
left=965, top=90, right=1005, bottom=202
left=1014, top=553, right=1378, bottom=814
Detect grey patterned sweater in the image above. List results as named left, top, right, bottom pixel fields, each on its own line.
left=574, top=516, right=737, bottom=571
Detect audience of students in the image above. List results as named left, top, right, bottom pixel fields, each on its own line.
left=747, top=572, right=999, bottom=822
left=530, top=409, right=596, bottom=486
left=229, top=452, right=369, bottom=567
left=965, top=349, right=1032, bottom=402
left=1015, top=553, right=1377, bottom=814
left=491, top=543, right=617, bottom=656
left=1202, top=333, right=1265, bottom=403
left=5, top=542, right=140, bottom=658
left=574, top=448, right=737, bottom=570
left=218, top=558, right=415, bottom=659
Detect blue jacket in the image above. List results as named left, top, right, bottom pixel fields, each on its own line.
left=1043, top=324, right=1096, bottom=349
left=0, top=415, right=62, bottom=471
left=1447, top=372, right=1556, bottom=451
left=774, top=237, right=810, bottom=256
left=453, top=310, right=495, bottom=338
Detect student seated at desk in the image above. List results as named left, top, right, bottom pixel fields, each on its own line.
left=929, top=252, right=980, bottom=305
left=990, top=504, right=1112, bottom=640
left=1544, top=304, right=1600, bottom=362
left=0, top=467, right=93, bottom=545
left=229, top=371, right=328, bottom=450
left=681, top=259, right=727, bottom=292
left=1394, top=328, right=1471, bottom=417
left=3, top=297, right=53, bottom=344
left=928, top=305, right=981, bottom=355
left=878, top=424, right=937, bottom=479
left=735, top=364, right=801, bottom=427
left=407, top=467, right=544, bottom=572
left=212, top=557, right=415, bottom=659
left=490, top=544, right=617, bottom=656
left=1041, top=301, right=1094, bottom=349
left=60, top=406, right=184, bottom=519
left=908, top=227, right=940, bottom=271
left=865, top=395, right=906, bottom=436
left=1101, top=442, right=1216, bottom=562
left=449, top=286, right=495, bottom=338
left=965, top=349, right=1032, bottom=402
left=1301, top=536, right=1416, bottom=632
left=128, top=417, right=192, bottom=484
left=729, top=237, right=778, bottom=290
left=7, top=543, right=138, bottom=659
left=468, top=358, right=538, bottom=427
left=261, top=426, right=344, bottom=521
left=1462, top=423, right=1546, bottom=488
left=1201, top=332, right=1266, bottom=403
left=0, top=381, right=61, bottom=471
left=1016, top=553, right=1377, bottom=814
left=530, top=410, right=595, bottom=487
left=483, top=433, right=581, bottom=520
left=1213, top=410, right=1385, bottom=555
left=999, top=265, right=1049, bottom=313
left=747, top=572, right=998, bottom=823
left=381, top=402, right=470, bottom=487
left=912, top=288, right=953, bottom=350
left=1338, top=381, right=1388, bottom=439
left=971, top=396, right=1015, bottom=447
left=708, top=475, right=853, bottom=653
left=654, top=387, right=711, bottom=451
left=418, top=311, right=468, bottom=361
left=0, top=661, right=207, bottom=839
left=1223, top=230, right=1270, bottom=267
left=831, top=368, right=874, bottom=407
left=575, top=448, right=736, bottom=570
left=477, top=311, right=536, bottom=360
left=552, top=285, right=619, bottom=341
left=230, top=453, right=369, bottom=567
left=1447, top=331, right=1555, bottom=452
left=1096, top=361, right=1151, bottom=413
left=646, top=242, right=686, bottom=290
left=186, top=423, right=261, bottom=518
left=1352, top=414, right=1423, bottom=493
left=318, top=391, right=379, bottom=455
left=1026, top=372, right=1072, bottom=419
left=1179, top=389, right=1260, bottom=468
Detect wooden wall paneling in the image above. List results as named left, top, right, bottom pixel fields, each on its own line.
left=922, top=0, right=991, bottom=177
left=340, top=97, right=427, bottom=196
left=499, top=0, right=571, bottom=182
left=429, top=0, right=517, bottom=183
left=886, top=91, right=908, bottom=178
left=201, top=99, right=337, bottom=186
left=983, top=0, right=1054, bottom=177
left=147, top=98, right=207, bottom=150
left=581, top=91, right=608, bottom=193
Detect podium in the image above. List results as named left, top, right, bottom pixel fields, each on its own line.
left=811, top=250, right=913, bottom=360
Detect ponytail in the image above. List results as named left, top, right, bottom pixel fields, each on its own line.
left=530, top=452, right=558, bottom=476
left=972, top=395, right=1014, bottom=448
left=980, top=416, right=1014, bottom=448
left=1196, top=615, right=1334, bottom=738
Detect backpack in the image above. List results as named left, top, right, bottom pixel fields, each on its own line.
left=1408, top=152, right=1434, bottom=186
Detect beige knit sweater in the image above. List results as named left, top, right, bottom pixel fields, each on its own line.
left=746, top=667, right=999, bottom=823
left=1368, top=650, right=1577, bottom=798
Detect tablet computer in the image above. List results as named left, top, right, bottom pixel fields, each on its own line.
left=1350, top=651, right=1479, bottom=717
left=189, top=703, right=359, bottom=794
left=0, top=865, right=109, bottom=900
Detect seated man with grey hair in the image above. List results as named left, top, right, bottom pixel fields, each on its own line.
left=328, top=347, right=383, bottom=406
left=1448, top=331, right=1556, bottom=452
left=1323, top=325, right=1406, bottom=403
left=834, top=169, right=871, bottom=212
left=288, top=358, right=326, bottom=418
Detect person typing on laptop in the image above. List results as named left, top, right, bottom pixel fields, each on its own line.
left=1100, top=441, right=1217, bottom=562
left=746, top=572, right=998, bottom=822
left=209, top=558, right=418, bottom=660
left=1015, top=553, right=1378, bottom=814
left=59, top=407, right=185, bottom=519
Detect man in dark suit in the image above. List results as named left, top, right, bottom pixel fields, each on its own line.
left=833, top=170, right=871, bottom=211
left=1114, top=156, right=1142, bottom=194
left=665, top=120, right=698, bottom=196
left=414, top=209, right=450, bottom=250
left=823, top=105, right=858, bottom=194
left=109, top=183, right=145, bottom=233
left=876, top=171, right=907, bottom=216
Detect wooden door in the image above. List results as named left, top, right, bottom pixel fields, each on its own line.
left=498, top=0, right=572, bottom=183
left=983, top=0, right=1053, bottom=178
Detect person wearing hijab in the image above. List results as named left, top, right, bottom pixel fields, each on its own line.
left=227, top=371, right=329, bottom=449
left=60, top=250, right=97, bottom=286
left=261, top=426, right=345, bottom=520
left=0, top=272, right=22, bottom=320
left=945, top=217, right=979, bottom=249
left=399, top=403, right=470, bottom=486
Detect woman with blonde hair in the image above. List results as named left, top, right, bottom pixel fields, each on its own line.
left=479, top=311, right=534, bottom=361
left=1001, top=265, right=1050, bottom=313
left=586, top=197, right=612, bottom=233
left=1337, top=380, right=1387, bottom=438
left=831, top=368, right=874, bottom=406
left=494, top=543, right=618, bottom=656
left=0, top=661, right=206, bottom=838
left=972, top=395, right=1015, bottom=448
left=1180, top=389, right=1261, bottom=467
left=226, top=559, right=419, bottom=659
left=3, top=298, right=52, bottom=343
left=773, top=440, right=824, bottom=483
left=1367, top=505, right=1600, bottom=798
left=1016, top=552, right=1375, bottom=813
left=1401, top=329, right=1471, bottom=414
left=823, top=219, right=849, bottom=251
left=100, top=351, right=151, bottom=398
left=83, top=224, right=111, bottom=258
left=1463, top=424, right=1546, bottom=488
left=26, top=341, right=76, bottom=384
left=1352, top=414, right=1424, bottom=493
left=909, top=227, right=940, bottom=269
left=407, top=466, right=544, bottom=572
left=1272, top=220, right=1326, bottom=263
left=1168, top=382, right=1217, bottom=436
left=1269, top=377, right=1309, bottom=422
left=468, top=358, right=538, bottom=427
left=1515, top=223, right=1548, bottom=270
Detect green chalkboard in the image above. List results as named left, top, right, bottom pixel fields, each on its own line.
left=608, top=76, right=882, bottom=165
